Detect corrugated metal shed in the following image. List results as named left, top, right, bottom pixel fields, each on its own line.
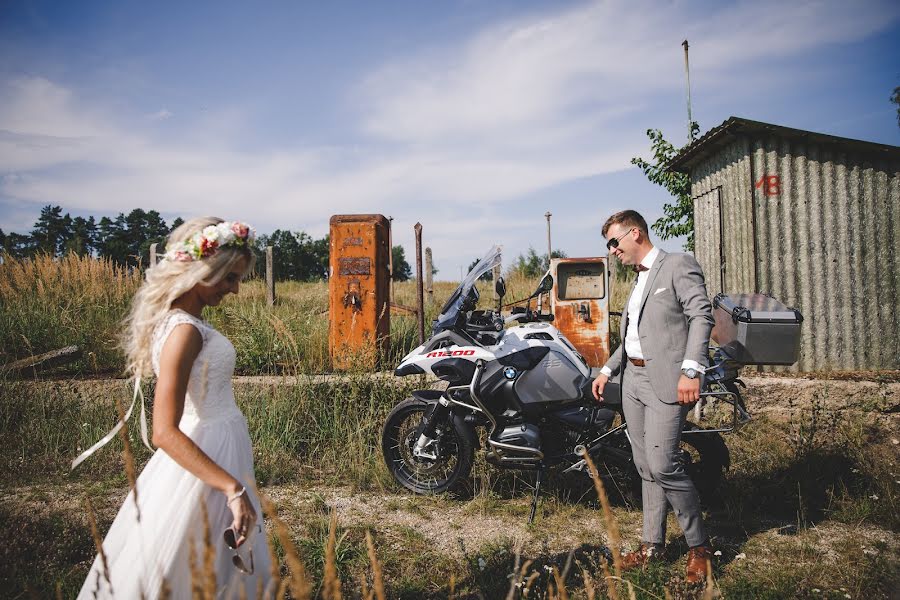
left=668, top=117, right=900, bottom=372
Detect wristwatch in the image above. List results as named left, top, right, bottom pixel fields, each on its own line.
left=681, top=367, right=699, bottom=379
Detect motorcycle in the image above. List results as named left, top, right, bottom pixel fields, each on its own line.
left=381, top=246, right=751, bottom=521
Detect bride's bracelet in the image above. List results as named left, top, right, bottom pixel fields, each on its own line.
left=226, top=486, right=246, bottom=504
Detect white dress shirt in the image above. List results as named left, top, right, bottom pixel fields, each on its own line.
left=601, top=246, right=703, bottom=377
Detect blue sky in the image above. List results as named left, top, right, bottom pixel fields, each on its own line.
left=1, top=0, right=898, bottom=278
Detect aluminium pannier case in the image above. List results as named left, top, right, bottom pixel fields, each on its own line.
left=711, top=293, right=803, bottom=365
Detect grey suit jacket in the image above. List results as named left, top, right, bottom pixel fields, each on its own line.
left=604, top=250, right=714, bottom=404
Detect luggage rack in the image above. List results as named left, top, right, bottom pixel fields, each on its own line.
left=683, top=347, right=752, bottom=435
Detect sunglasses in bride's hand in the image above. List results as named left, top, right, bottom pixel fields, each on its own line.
left=226, top=486, right=258, bottom=547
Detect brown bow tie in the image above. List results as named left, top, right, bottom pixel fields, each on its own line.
left=633, top=264, right=649, bottom=273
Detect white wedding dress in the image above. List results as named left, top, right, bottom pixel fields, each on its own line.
left=78, top=309, right=273, bottom=599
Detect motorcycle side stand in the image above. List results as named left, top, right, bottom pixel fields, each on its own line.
left=528, top=464, right=545, bottom=525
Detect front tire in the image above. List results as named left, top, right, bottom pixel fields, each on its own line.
left=381, top=397, right=476, bottom=495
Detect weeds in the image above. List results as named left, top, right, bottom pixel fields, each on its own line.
left=2, top=254, right=898, bottom=597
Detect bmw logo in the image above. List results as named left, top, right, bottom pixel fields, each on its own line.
left=503, top=367, right=518, bottom=380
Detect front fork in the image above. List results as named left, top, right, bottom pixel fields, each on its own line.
left=413, top=398, right=451, bottom=460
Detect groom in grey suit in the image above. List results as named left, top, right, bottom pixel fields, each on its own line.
left=591, top=210, right=714, bottom=583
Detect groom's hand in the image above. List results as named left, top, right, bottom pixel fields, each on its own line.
left=591, top=373, right=609, bottom=402
left=677, top=375, right=701, bottom=405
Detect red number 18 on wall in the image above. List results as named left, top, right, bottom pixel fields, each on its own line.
left=755, top=175, right=781, bottom=197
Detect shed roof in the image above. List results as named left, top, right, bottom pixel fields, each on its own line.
left=667, top=116, right=900, bottom=173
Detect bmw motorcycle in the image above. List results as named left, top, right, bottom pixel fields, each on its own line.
left=381, top=246, right=749, bottom=521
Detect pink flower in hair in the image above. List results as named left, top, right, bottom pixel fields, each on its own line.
left=231, top=222, right=250, bottom=239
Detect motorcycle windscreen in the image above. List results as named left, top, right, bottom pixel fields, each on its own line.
left=433, top=245, right=501, bottom=334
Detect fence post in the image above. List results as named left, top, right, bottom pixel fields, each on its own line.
left=149, top=242, right=158, bottom=265
left=388, top=216, right=394, bottom=303
left=425, top=247, right=434, bottom=305
left=266, top=246, right=275, bottom=307
left=414, top=223, right=425, bottom=344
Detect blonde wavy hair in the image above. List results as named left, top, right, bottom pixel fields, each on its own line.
left=121, top=216, right=256, bottom=378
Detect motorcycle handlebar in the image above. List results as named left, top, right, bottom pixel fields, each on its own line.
left=503, top=311, right=554, bottom=324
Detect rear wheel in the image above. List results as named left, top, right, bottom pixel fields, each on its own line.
left=679, top=423, right=730, bottom=503
left=381, top=398, right=475, bottom=495
left=600, top=423, right=729, bottom=507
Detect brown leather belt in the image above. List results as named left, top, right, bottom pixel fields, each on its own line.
left=629, top=358, right=646, bottom=367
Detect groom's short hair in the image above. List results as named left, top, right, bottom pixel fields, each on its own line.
left=602, top=210, right=649, bottom=238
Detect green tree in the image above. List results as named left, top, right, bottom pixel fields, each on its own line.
left=631, top=121, right=700, bottom=251
left=29, top=205, right=71, bottom=255
left=257, top=230, right=329, bottom=281
left=63, top=216, right=98, bottom=256
left=892, top=85, right=900, bottom=128
left=392, top=245, right=412, bottom=281
left=0, top=230, right=32, bottom=258
left=507, top=247, right=567, bottom=278
left=96, top=215, right=130, bottom=264
left=125, top=209, right=169, bottom=267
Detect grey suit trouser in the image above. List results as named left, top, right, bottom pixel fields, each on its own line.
left=622, top=363, right=707, bottom=547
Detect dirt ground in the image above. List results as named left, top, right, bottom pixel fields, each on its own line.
left=5, top=373, right=898, bottom=597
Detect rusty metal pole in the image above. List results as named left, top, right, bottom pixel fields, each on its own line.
left=266, top=246, right=275, bottom=307
left=414, top=223, right=425, bottom=344
left=388, top=216, right=394, bottom=303
left=545, top=211, right=552, bottom=268
left=149, top=242, right=158, bottom=265
left=425, top=247, right=434, bottom=305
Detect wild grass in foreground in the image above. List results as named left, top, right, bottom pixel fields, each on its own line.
left=2, top=375, right=897, bottom=597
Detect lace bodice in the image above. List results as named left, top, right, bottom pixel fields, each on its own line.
left=151, top=309, right=241, bottom=423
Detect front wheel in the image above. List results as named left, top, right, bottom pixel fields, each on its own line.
left=381, top=397, right=476, bottom=495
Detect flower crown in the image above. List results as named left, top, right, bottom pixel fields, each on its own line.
left=165, top=221, right=256, bottom=262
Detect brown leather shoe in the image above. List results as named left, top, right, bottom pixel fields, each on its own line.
left=619, top=543, right=665, bottom=571
left=685, top=545, right=714, bottom=584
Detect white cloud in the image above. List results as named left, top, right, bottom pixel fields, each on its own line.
left=360, top=0, right=899, bottom=146
left=147, top=109, right=173, bottom=121
left=1, top=0, right=897, bottom=269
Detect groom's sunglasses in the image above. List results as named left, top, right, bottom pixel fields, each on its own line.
left=224, top=525, right=260, bottom=574
left=606, top=228, right=636, bottom=251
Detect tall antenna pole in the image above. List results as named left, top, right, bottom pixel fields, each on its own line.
left=682, top=39, right=694, bottom=142
left=544, top=211, right=552, bottom=267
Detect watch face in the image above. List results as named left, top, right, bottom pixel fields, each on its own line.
left=684, top=368, right=697, bottom=379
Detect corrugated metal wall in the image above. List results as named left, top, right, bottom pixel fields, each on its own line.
left=691, top=136, right=900, bottom=372
left=691, top=138, right=757, bottom=295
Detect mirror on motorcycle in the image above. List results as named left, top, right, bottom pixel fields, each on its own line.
left=495, top=276, right=506, bottom=299
left=495, top=276, right=506, bottom=312
left=538, top=273, right=553, bottom=293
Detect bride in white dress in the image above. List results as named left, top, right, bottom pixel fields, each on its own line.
left=77, top=217, right=274, bottom=599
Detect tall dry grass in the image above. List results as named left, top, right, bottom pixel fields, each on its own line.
left=0, top=253, right=528, bottom=375
left=0, top=252, right=629, bottom=375
left=0, top=253, right=141, bottom=372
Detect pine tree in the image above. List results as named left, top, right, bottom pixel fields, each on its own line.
left=30, top=205, right=71, bottom=256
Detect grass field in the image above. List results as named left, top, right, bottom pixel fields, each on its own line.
left=1, top=376, right=897, bottom=598
left=1, top=253, right=897, bottom=598
left=0, top=253, right=592, bottom=375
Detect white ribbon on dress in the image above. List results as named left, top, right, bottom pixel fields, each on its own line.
left=71, top=376, right=155, bottom=470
